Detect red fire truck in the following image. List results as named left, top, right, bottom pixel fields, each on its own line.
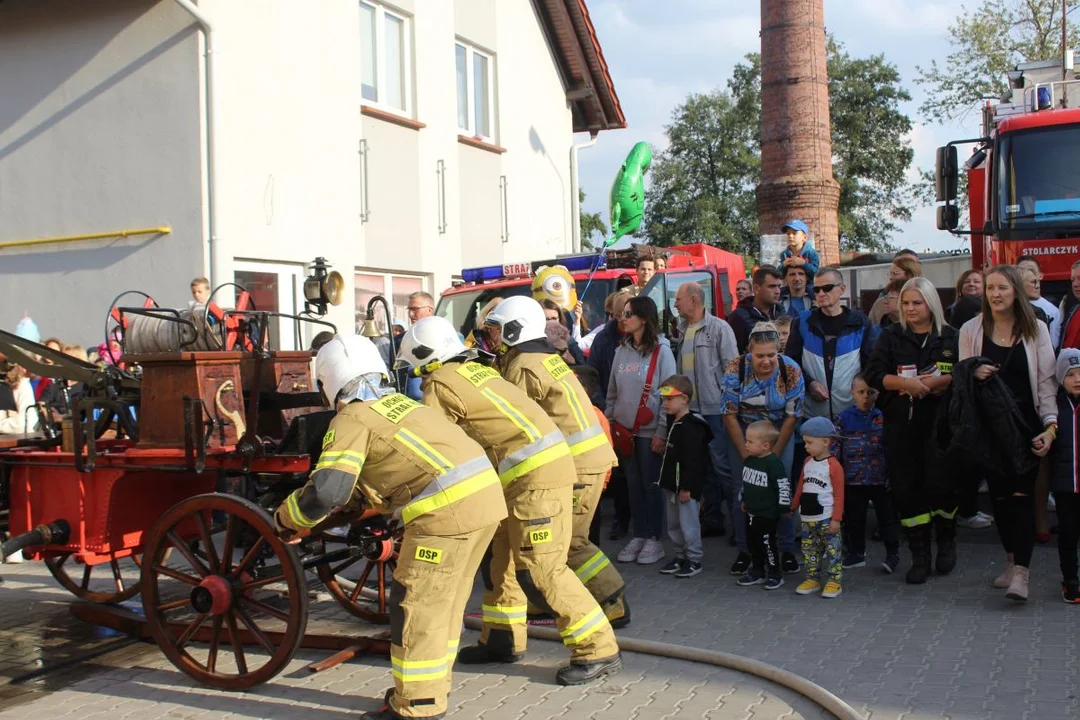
left=435, top=243, right=746, bottom=340
left=936, top=59, right=1080, bottom=298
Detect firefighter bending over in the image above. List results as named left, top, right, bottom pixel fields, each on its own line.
left=396, top=316, right=622, bottom=685
left=275, top=334, right=506, bottom=720
left=484, top=297, right=628, bottom=626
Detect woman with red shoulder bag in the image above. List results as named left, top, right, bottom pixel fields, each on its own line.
left=605, top=297, right=676, bottom=565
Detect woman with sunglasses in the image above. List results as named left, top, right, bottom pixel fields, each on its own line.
left=958, top=265, right=1056, bottom=602
left=865, top=277, right=959, bottom=585
left=606, top=297, right=676, bottom=566
left=721, top=321, right=806, bottom=576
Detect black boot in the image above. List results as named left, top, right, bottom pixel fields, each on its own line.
left=359, top=688, right=446, bottom=720
left=457, top=643, right=523, bottom=665
left=934, top=515, right=957, bottom=575
left=555, top=653, right=623, bottom=686
left=904, top=525, right=931, bottom=584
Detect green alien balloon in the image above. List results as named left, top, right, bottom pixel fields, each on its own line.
left=608, top=141, right=652, bottom=245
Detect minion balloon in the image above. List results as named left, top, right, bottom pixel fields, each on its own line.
left=608, top=141, right=652, bottom=245
left=532, top=265, right=578, bottom=311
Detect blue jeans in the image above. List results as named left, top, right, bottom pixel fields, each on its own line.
left=701, top=415, right=736, bottom=529
left=623, top=436, right=665, bottom=539
left=728, top=427, right=797, bottom=553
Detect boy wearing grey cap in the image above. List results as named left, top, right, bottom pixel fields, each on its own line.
left=1049, top=349, right=1080, bottom=603
left=792, top=416, right=845, bottom=598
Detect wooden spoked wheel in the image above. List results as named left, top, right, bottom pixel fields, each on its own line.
left=45, top=550, right=160, bottom=604
left=314, top=522, right=400, bottom=624
left=140, top=494, right=308, bottom=690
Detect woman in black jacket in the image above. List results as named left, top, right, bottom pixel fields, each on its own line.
left=865, top=278, right=960, bottom=584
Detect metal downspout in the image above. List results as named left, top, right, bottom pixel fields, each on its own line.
left=172, top=0, right=221, bottom=287
left=570, top=134, right=597, bottom=253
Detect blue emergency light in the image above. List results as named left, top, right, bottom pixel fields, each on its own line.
left=461, top=252, right=607, bottom=284
left=461, top=265, right=508, bottom=283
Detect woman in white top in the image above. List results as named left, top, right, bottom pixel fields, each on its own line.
left=958, top=265, right=1057, bottom=602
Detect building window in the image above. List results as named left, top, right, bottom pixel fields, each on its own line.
left=455, top=41, right=495, bottom=142
left=359, top=1, right=411, bottom=115
left=355, top=271, right=429, bottom=333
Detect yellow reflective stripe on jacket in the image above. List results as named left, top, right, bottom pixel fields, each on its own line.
left=479, top=387, right=541, bottom=442
left=395, top=428, right=453, bottom=472
left=900, top=513, right=932, bottom=528
left=482, top=603, right=527, bottom=625
left=565, top=424, right=607, bottom=456
left=574, top=550, right=612, bottom=584
left=315, top=449, right=365, bottom=473
left=399, top=456, right=498, bottom=524
left=497, top=430, right=569, bottom=485
left=557, top=379, right=590, bottom=431
left=560, top=605, right=608, bottom=645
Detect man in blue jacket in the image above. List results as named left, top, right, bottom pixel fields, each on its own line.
left=784, top=268, right=874, bottom=422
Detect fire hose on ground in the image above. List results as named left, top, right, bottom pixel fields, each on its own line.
left=462, top=616, right=864, bottom=720
left=1, top=520, right=71, bottom=562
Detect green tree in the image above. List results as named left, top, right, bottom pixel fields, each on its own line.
left=915, top=0, right=1079, bottom=123
left=828, top=41, right=915, bottom=250
left=578, top=189, right=607, bottom=249
left=644, top=42, right=913, bottom=254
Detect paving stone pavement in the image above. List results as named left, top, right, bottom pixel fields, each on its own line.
left=0, top=522, right=1076, bottom=720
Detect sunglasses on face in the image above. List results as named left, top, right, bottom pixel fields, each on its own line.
left=813, top=283, right=839, bottom=294
left=621, top=310, right=635, bottom=318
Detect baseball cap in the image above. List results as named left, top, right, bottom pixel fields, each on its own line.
left=801, top=416, right=838, bottom=439
left=1057, top=348, right=1080, bottom=385
left=781, top=219, right=809, bottom=235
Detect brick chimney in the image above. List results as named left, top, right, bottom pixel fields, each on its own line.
left=756, top=0, right=841, bottom=266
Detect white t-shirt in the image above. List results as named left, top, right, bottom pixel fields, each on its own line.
left=1032, top=296, right=1061, bottom=347
left=798, top=457, right=837, bottom=522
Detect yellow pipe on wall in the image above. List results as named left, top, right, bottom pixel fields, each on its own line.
left=0, top=226, right=171, bottom=251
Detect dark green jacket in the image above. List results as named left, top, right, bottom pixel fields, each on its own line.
left=741, top=453, right=791, bottom=519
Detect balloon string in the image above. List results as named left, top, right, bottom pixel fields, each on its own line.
left=578, top=242, right=613, bottom=301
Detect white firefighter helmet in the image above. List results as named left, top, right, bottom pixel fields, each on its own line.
left=396, top=316, right=468, bottom=371
left=484, top=296, right=547, bottom=347
left=315, top=334, right=390, bottom=407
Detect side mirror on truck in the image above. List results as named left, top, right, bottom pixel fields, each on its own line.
left=936, top=204, right=959, bottom=231
left=935, top=145, right=958, bottom=203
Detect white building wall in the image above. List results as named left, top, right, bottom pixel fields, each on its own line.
left=0, top=0, right=588, bottom=344
left=0, top=0, right=205, bottom=345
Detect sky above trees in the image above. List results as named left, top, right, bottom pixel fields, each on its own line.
left=575, top=0, right=991, bottom=254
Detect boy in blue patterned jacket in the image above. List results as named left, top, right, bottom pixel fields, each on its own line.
left=838, top=374, right=900, bottom=574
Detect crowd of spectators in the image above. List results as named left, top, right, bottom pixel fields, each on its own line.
left=586, top=227, right=1080, bottom=603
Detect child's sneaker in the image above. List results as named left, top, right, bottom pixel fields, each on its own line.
left=764, top=576, right=784, bottom=591
left=821, top=581, right=843, bottom=598
left=881, top=555, right=900, bottom=574
left=729, top=552, right=752, bottom=575
left=795, top=579, right=822, bottom=595
left=1062, top=580, right=1080, bottom=604
left=842, top=552, right=865, bottom=568
left=659, top=558, right=685, bottom=575
left=674, top=561, right=703, bottom=579
left=736, top=572, right=765, bottom=586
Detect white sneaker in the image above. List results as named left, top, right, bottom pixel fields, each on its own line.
left=3, top=549, right=23, bottom=564
left=957, top=511, right=993, bottom=529
left=636, top=538, right=666, bottom=565
left=617, top=538, right=646, bottom=563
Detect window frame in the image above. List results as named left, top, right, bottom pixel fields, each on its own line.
left=354, top=269, right=431, bottom=332
left=359, top=1, right=413, bottom=118
left=455, top=40, right=496, bottom=143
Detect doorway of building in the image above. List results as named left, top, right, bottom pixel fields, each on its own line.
left=233, top=260, right=306, bottom=351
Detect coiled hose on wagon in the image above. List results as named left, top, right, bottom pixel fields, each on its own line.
left=462, top=617, right=864, bottom=720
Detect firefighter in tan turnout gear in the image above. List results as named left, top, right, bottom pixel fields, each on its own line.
left=398, top=316, right=622, bottom=686
left=274, top=334, right=506, bottom=720
left=483, top=297, right=628, bottom=625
